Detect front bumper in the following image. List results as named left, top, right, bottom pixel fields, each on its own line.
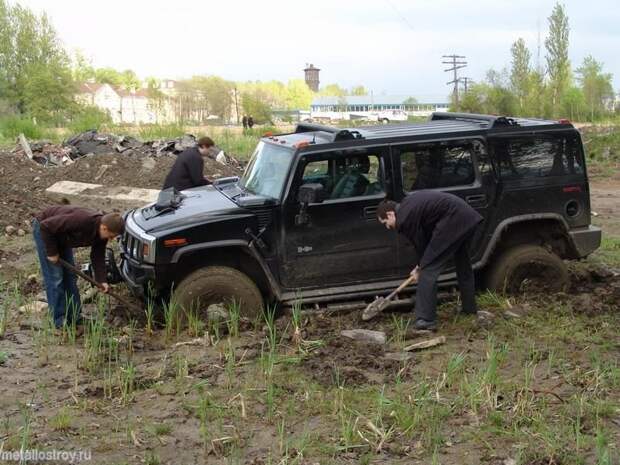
left=569, top=225, right=602, bottom=257
left=120, top=256, right=155, bottom=299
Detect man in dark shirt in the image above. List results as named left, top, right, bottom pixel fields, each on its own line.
left=32, top=206, right=125, bottom=328
left=162, top=136, right=215, bottom=191
left=377, top=191, right=483, bottom=330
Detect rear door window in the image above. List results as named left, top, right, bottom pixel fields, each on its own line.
left=492, top=133, right=584, bottom=180
left=397, top=139, right=479, bottom=192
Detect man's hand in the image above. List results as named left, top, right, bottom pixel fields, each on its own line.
left=410, top=265, right=420, bottom=282
left=47, top=255, right=60, bottom=264
left=100, top=283, right=110, bottom=294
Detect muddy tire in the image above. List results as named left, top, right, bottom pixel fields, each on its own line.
left=174, top=266, right=263, bottom=324
left=485, top=244, right=569, bottom=294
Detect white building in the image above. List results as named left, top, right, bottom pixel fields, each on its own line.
left=77, top=82, right=161, bottom=124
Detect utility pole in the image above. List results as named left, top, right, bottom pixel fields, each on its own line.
left=442, top=55, right=467, bottom=108
left=459, top=77, right=473, bottom=94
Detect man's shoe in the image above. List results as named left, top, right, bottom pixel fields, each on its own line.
left=461, top=308, right=478, bottom=315
left=414, top=318, right=437, bottom=331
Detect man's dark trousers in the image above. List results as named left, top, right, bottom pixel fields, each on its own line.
left=32, top=219, right=81, bottom=328
left=415, top=231, right=477, bottom=322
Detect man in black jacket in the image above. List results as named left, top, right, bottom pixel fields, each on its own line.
left=377, top=191, right=483, bottom=330
left=162, top=136, right=215, bottom=191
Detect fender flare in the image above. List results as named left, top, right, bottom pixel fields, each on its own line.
left=170, top=240, right=282, bottom=299
left=475, top=213, right=576, bottom=269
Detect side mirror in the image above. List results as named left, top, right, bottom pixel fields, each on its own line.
left=297, top=183, right=325, bottom=205
left=295, top=183, right=325, bottom=226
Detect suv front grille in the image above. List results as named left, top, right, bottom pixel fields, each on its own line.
left=122, top=230, right=144, bottom=261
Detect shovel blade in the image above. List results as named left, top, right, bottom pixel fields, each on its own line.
left=362, top=297, right=387, bottom=321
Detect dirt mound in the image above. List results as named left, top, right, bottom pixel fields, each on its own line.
left=0, top=148, right=243, bottom=230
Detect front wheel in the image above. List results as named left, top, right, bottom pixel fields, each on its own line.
left=174, top=266, right=264, bottom=324
left=485, top=244, right=569, bottom=294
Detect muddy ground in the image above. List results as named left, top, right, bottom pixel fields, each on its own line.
left=0, top=143, right=619, bottom=464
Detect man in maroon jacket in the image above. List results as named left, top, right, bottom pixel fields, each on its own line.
left=377, top=191, right=483, bottom=330
left=32, top=206, right=124, bottom=328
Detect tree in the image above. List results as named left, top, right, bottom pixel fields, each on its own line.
left=576, top=55, right=614, bottom=121
left=241, top=90, right=272, bottom=123
left=561, top=87, right=587, bottom=121
left=545, top=3, right=571, bottom=116
left=319, top=83, right=347, bottom=97
left=93, top=67, right=125, bottom=87
left=285, top=79, right=313, bottom=110
left=510, top=38, right=531, bottom=114
left=350, top=85, right=368, bottom=96
left=22, top=62, right=75, bottom=122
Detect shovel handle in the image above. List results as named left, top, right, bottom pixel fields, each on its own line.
left=57, top=258, right=142, bottom=314
left=385, top=273, right=417, bottom=302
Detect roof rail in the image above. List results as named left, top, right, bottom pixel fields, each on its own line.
left=295, top=122, right=340, bottom=134
left=430, top=112, right=519, bottom=127
left=294, top=123, right=364, bottom=141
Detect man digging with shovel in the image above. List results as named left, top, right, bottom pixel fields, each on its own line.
left=373, top=191, right=483, bottom=330
left=32, top=206, right=124, bottom=330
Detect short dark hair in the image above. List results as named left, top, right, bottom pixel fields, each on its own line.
left=101, top=213, right=125, bottom=234
left=197, top=136, right=215, bottom=148
left=376, top=199, right=398, bottom=220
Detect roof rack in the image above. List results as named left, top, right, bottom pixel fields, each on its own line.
left=294, top=123, right=363, bottom=141
left=431, top=112, right=519, bottom=127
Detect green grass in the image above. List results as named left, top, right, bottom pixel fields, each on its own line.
left=0, top=115, right=51, bottom=144
left=591, top=235, right=620, bottom=267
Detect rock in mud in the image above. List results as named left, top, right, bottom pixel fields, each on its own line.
left=18, top=301, right=48, bottom=314
left=384, top=352, right=415, bottom=361
left=403, top=335, right=446, bottom=351
left=340, top=329, right=386, bottom=345
left=5, top=225, right=16, bottom=235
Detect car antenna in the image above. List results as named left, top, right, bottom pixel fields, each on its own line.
left=311, top=133, right=316, bottom=144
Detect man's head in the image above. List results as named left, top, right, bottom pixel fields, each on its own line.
left=99, top=213, right=125, bottom=240
left=197, top=136, right=215, bottom=156
left=377, top=199, right=398, bottom=230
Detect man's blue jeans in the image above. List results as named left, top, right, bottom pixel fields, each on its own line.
left=32, top=220, right=82, bottom=328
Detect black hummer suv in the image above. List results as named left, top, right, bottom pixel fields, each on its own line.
left=119, top=112, right=601, bottom=318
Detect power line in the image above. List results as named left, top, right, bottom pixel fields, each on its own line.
left=459, top=77, right=473, bottom=93
left=384, top=0, right=415, bottom=31
left=442, top=54, right=467, bottom=108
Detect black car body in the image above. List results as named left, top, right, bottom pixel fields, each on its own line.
left=119, top=112, right=602, bottom=314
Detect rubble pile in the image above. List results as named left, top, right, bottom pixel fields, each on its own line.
left=12, top=130, right=242, bottom=169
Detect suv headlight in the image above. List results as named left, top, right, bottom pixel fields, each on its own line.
left=124, top=213, right=157, bottom=264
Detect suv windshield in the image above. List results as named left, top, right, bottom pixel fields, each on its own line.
left=240, top=141, right=293, bottom=199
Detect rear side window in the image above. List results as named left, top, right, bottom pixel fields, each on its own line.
left=397, top=139, right=479, bottom=192
left=493, top=133, right=584, bottom=180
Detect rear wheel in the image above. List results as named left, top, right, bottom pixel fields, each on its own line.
left=174, top=266, right=264, bottom=326
left=485, top=244, right=569, bottom=294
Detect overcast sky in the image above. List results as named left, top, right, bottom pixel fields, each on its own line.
left=17, top=0, right=620, bottom=102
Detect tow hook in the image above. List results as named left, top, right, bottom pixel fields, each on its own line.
left=245, top=228, right=268, bottom=253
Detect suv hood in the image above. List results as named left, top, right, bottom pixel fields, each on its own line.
left=132, top=185, right=244, bottom=233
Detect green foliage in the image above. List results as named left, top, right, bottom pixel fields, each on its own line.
left=545, top=2, right=571, bottom=116
left=136, top=123, right=186, bottom=140
left=510, top=38, right=531, bottom=113
left=576, top=56, right=614, bottom=121
left=241, top=91, right=273, bottom=123
left=0, top=0, right=73, bottom=120
left=350, top=85, right=368, bottom=96
left=68, top=105, right=111, bottom=133
left=0, top=115, right=47, bottom=142
left=319, top=83, right=347, bottom=97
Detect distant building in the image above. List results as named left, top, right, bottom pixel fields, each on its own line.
left=310, top=95, right=450, bottom=116
left=304, top=64, right=320, bottom=92
left=77, top=82, right=159, bottom=124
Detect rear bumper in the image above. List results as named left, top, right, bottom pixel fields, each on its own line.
left=569, top=225, right=602, bottom=257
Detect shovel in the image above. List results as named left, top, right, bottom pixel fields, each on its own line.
left=362, top=273, right=417, bottom=321
left=58, top=258, right=143, bottom=315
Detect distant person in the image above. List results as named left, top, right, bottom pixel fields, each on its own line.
left=377, top=191, right=483, bottom=330
left=32, top=206, right=124, bottom=328
left=242, top=115, right=248, bottom=130
left=162, top=136, right=215, bottom=191
left=247, top=116, right=255, bottom=129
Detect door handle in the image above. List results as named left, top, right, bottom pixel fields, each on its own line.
left=363, top=206, right=377, bottom=219
left=465, top=194, right=487, bottom=207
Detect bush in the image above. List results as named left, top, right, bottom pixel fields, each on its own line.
left=68, top=106, right=112, bottom=134
left=0, top=115, right=47, bottom=143
left=136, top=124, right=187, bottom=140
